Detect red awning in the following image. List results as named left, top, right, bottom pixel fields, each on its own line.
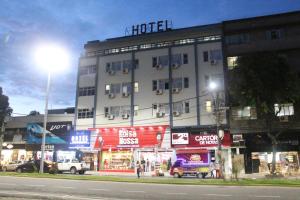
left=176, top=149, right=208, bottom=154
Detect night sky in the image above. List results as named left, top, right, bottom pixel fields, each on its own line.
left=0, top=0, right=299, bottom=115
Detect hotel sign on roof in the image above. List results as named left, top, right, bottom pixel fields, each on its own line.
left=125, top=20, right=173, bottom=36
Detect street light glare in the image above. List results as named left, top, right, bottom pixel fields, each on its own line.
left=34, top=43, right=70, bottom=72
left=209, top=81, right=218, bottom=91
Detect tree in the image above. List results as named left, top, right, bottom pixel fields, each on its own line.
left=228, top=52, right=300, bottom=175
left=0, top=87, right=13, bottom=163
left=28, top=110, right=40, bottom=116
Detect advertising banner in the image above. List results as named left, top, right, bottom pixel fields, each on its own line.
left=26, top=122, right=72, bottom=145
left=176, top=152, right=209, bottom=166
left=69, top=130, right=91, bottom=148
left=171, top=131, right=231, bottom=148
left=93, top=126, right=168, bottom=150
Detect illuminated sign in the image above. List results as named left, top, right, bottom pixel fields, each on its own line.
left=171, top=133, right=189, bottom=145
left=69, top=130, right=90, bottom=148
left=118, top=129, right=139, bottom=147
left=126, top=20, right=172, bottom=36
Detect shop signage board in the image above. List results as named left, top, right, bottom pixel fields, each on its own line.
left=26, top=122, right=72, bottom=145
left=93, top=126, right=169, bottom=150
left=69, top=130, right=91, bottom=148
left=171, top=131, right=231, bottom=148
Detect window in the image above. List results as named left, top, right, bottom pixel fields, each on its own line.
left=152, top=57, right=158, bottom=67
left=210, top=50, right=222, bottom=61
left=164, top=82, right=169, bottom=90
left=227, top=56, right=238, bottom=70
left=157, top=79, right=169, bottom=90
left=158, top=55, right=169, bottom=66
left=78, top=108, right=94, bottom=119
left=104, top=107, right=109, bottom=117
left=152, top=80, right=158, bottom=91
left=105, top=63, right=111, bottom=72
left=206, top=101, right=212, bottom=113
left=172, top=78, right=183, bottom=89
left=266, top=29, right=283, bottom=40
left=121, top=106, right=131, bottom=116
left=204, top=75, right=210, bottom=87
left=110, top=106, right=120, bottom=117
left=184, top=77, right=189, bottom=88
left=185, top=102, right=190, bottom=113
left=171, top=54, right=182, bottom=66
left=79, top=65, right=97, bottom=75
left=134, top=82, right=139, bottom=92
left=122, top=82, right=132, bottom=94
left=232, top=106, right=257, bottom=120
left=225, top=33, right=250, bottom=45
left=105, top=84, right=111, bottom=94
left=134, top=105, right=139, bottom=116
left=274, top=103, right=294, bottom=116
left=173, top=102, right=183, bottom=113
left=203, top=51, right=208, bottom=62
left=123, top=60, right=132, bottom=72
left=79, top=87, right=95, bottom=96
left=183, top=54, right=188, bottom=64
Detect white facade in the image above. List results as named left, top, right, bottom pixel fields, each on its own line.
left=76, top=25, right=227, bottom=130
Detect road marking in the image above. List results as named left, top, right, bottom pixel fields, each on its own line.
left=27, top=184, right=45, bottom=187
left=55, top=186, right=75, bottom=189
left=166, top=192, right=187, bottom=195
left=125, top=190, right=145, bottom=193
left=0, top=183, right=17, bottom=186
left=206, top=194, right=233, bottom=197
left=254, top=196, right=281, bottom=198
left=88, top=188, right=110, bottom=191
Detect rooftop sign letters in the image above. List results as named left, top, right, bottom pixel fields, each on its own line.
left=126, top=20, right=173, bottom=36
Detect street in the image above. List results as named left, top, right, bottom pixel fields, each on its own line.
left=0, top=176, right=299, bottom=200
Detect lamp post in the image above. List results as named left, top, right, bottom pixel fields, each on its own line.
left=209, top=81, right=223, bottom=179
left=33, top=43, right=69, bottom=173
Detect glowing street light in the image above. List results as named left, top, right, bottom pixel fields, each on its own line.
left=33, top=42, right=69, bottom=173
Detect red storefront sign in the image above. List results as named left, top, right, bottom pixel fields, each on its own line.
left=171, top=131, right=231, bottom=148
left=92, top=126, right=168, bottom=150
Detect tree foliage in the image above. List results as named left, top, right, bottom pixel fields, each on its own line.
left=229, top=52, right=300, bottom=119
left=0, top=87, right=12, bottom=127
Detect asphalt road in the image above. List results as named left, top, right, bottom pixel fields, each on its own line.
left=0, top=176, right=299, bottom=200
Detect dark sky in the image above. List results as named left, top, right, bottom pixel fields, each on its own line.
left=0, top=0, right=299, bottom=115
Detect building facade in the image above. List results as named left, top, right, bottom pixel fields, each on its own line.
left=223, top=11, right=300, bottom=175
left=76, top=23, right=232, bottom=175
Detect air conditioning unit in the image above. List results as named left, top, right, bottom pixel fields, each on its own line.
left=123, top=68, right=129, bottom=74
left=172, top=88, right=180, bottom=94
left=108, top=93, right=115, bottom=99
left=210, top=60, right=218, bottom=65
left=108, top=114, right=115, bottom=120
left=173, top=111, right=181, bottom=117
left=122, top=92, right=129, bottom=97
left=156, top=89, right=163, bottom=95
left=108, top=70, right=116, bottom=75
left=156, top=64, right=163, bottom=70
left=172, top=63, right=180, bottom=69
left=279, top=115, right=289, bottom=122
left=122, top=114, right=129, bottom=119
left=156, top=112, right=165, bottom=118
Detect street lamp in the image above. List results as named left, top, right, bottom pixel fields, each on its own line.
left=33, top=43, right=69, bottom=173
left=208, top=81, right=223, bottom=178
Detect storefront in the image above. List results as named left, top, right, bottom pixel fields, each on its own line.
left=0, top=145, right=26, bottom=165
left=92, top=126, right=173, bottom=173
left=244, top=133, right=300, bottom=175
left=171, top=129, right=232, bottom=177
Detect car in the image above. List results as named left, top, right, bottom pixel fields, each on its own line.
left=2, top=160, right=24, bottom=172
left=15, top=160, right=51, bottom=173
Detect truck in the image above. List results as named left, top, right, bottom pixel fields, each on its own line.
left=170, top=152, right=210, bottom=178
left=53, top=159, right=89, bottom=174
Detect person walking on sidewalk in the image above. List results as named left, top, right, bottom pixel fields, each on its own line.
left=136, top=161, right=141, bottom=178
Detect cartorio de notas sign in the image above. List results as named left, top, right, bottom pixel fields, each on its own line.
left=125, top=20, right=173, bottom=36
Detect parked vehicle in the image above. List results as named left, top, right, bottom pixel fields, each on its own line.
left=2, top=160, right=24, bottom=172
left=170, top=152, right=210, bottom=178
left=53, top=159, right=89, bottom=174
left=15, top=160, right=51, bottom=173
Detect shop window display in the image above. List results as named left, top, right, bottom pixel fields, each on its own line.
left=101, top=151, right=133, bottom=170
left=252, top=152, right=299, bottom=175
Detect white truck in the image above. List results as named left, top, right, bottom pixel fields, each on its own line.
left=56, top=159, right=89, bottom=174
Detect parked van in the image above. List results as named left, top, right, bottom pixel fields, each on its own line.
left=170, top=152, right=210, bottom=178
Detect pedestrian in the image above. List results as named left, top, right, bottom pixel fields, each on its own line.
left=146, top=159, right=150, bottom=172
left=209, top=161, right=216, bottom=178
left=141, top=158, right=146, bottom=174
left=136, top=161, right=141, bottom=178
